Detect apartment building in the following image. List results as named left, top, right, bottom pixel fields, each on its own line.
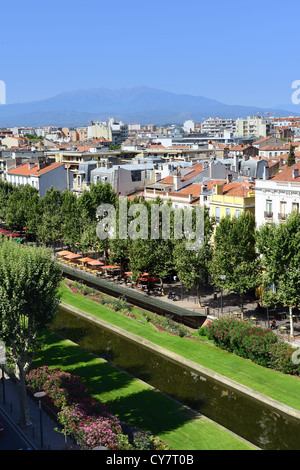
left=201, top=117, right=236, bottom=136
left=6, top=160, right=71, bottom=197
left=210, top=178, right=255, bottom=222
left=88, top=118, right=128, bottom=146
left=255, top=162, right=300, bottom=228
left=235, top=116, right=274, bottom=138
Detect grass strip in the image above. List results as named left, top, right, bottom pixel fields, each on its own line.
left=59, top=283, right=300, bottom=412
left=33, top=328, right=254, bottom=450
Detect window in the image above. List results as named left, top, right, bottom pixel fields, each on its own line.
left=280, top=201, right=287, bottom=215
left=235, top=209, right=241, bottom=218
left=215, top=207, right=220, bottom=223
left=225, top=208, right=231, bottom=217
left=266, top=199, right=272, bottom=213
left=292, top=202, right=299, bottom=213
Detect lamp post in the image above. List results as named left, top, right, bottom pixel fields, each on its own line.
left=1, top=364, right=5, bottom=405
left=219, top=275, right=226, bottom=316
left=34, top=391, right=46, bottom=448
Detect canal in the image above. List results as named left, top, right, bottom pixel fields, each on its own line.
left=50, top=304, right=300, bottom=450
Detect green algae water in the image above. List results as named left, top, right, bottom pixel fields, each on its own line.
left=50, top=305, right=300, bottom=450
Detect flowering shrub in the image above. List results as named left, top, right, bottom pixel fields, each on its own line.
left=268, top=342, right=299, bottom=375
left=202, top=317, right=299, bottom=375
left=27, top=366, right=170, bottom=450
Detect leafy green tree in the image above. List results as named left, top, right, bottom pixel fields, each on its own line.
left=173, top=206, right=214, bottom=305
left=5, top=185, right=40, bottom=232
left=257, top=211, right=300, bottom=336
left=37, top=186, right=64, bottom=246
left=210, top=212, right=261, bottom=319
left=0, top=181, right=15, bottom=222
left=287, top=144, right=296, bottom=167
left=61, top=190, right=81, bottom=248
left=0, top=239, right=62, bottom=426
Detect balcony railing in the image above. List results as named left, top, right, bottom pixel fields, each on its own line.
left=278, top=213, right=288, bottom=220
left=264, top=211, right=273, bottom=219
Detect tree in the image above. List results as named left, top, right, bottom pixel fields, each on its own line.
left=0, top=239, right=62, bottom=426
left=37, top=186, right=64, bottom=247
left=287, top=144, right=296, bottom=167
left=61, top=190, right=81, bottom=248
left=210, top=212, right=261, bottom=319
left=0, top=181, right=15, bottom=222
left=257, top=211, right=300, bottom=336
left=5, top=184, right=40, bottom=233
left=173, top=206, right=214, bottom=305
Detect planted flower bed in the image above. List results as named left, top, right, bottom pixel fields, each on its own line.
left=26, top=366, right=170, bottom=450
left=64, top=281, right=137, bottom=320
left=200, top=317, right=300, bottom=375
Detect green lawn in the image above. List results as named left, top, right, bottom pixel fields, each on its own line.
left=58, top=283, right=300, bottom=412
left=34, top=329, right=254, bottom=450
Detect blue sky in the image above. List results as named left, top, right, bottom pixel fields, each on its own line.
left=1, top=0, right=300, bottom=108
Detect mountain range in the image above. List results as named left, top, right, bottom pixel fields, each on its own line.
left=0, top=86, right=299, bottom=127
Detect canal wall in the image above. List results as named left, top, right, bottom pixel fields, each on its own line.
left=60, top=300, right=300, bottom=422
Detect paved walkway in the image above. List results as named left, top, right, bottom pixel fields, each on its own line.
left=0, top=372, right=79, bottom=450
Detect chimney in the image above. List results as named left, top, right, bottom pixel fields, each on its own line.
left=292, top=168, right=299, bottom=179
left=155, top=172, right=161, bottom=183
left=215, top=184, right=224, bottom=195
left=263, top=166, right=270, bottom=180
left=227, top=173, right=232, bottom=183
left=174, top=174, right=182, bottom=191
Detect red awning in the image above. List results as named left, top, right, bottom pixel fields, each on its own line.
left=57, top=250, right=72, bottom=256
left=64, top=253, right=81, bottom=260
left=87, top=260, right=104, bottom=266
left=101, top=265, right=120, bottom=269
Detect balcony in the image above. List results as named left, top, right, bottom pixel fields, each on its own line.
left=264, top=211, right=273, bottom=219
left=278, top=213, right=288, bottom=221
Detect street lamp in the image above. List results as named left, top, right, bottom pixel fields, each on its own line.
left=219, top=275, right=226, bottom=316
left=34, top=391, right=46, bottom=448
left=1, top=364, right=5, bottom=405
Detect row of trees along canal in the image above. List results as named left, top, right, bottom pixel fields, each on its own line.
left=0, top=178, right=300, bottom=424
left=1, top=179, right=300, bottom=326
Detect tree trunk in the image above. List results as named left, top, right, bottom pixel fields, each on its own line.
left=15, top=363, right=31, bottom=427
left=240, top=293, right=244, bottom=321
left=196, top=283, right=202, bottom=307
left=289, top=306, right=294, bottom=337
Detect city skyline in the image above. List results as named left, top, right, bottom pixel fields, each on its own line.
left=1, top=0, right=300, bottom=109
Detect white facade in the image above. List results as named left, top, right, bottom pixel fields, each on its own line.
left=235, top=116, right=272, bottom=138
left=255, top=171, right=300, bottom=228
left=201, top=117, right=236, bottom=136
left=183, top=120, right=195, bottom=133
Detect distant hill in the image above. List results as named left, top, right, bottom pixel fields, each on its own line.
left=0, top=86, right=298, bottom=127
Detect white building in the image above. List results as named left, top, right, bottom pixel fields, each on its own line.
left=201, top=117, right=236, bottom=136
left=255, top=162, right=300, bottom=228
left=6, top=160, right=72, bottom=197
left=183, top=120, right=195, bottom=133
left=235, top=116, right=273, bottom=138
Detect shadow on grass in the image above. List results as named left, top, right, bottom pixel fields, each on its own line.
left=34, top=329, right=198, bottom=438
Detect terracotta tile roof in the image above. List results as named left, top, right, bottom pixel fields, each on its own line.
left=7, top=162, right=65, bottom=177
left=148, top=144, right=166, bottom=149
left=271, top=161, right=300, bottom=182
left=253, top=136, right=274, bottom=145
left=181, top=162, right=205, bottom=181
left=178, top=179, right=226, bottom=197
left=158, top=176, right=174, bottom=184
left=218, top=180, right=255, bottom=198
left=260, top=144, right=290, bottom=151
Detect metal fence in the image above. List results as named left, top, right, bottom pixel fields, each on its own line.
left=61, top=264, right=208, bottom=328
